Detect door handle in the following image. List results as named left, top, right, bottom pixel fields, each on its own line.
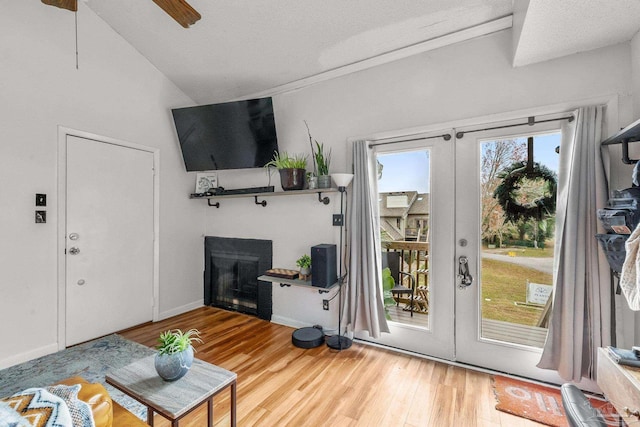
left=457, top=256, right=473, bottom=289
left=69, top=247, right=80, bottom=255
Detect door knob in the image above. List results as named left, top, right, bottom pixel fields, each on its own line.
left=69, top=247, right=80, bottom=255
left=69, top=233, right=79, bottom=241
left=77, top=279, right=86, bottom=286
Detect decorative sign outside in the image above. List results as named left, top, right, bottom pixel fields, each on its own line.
left=526, top=282, right=552, bottom=306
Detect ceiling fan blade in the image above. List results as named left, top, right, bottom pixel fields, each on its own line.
left=152, top=0, right=201, bottom=28
left=41, top=0, right=77, bottom=12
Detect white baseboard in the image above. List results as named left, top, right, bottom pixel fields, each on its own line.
left=270, top=315, right=311, bottom=330
left=0, top=343, right=59, bottom=370
left=157, top=300, right=204, bottom=321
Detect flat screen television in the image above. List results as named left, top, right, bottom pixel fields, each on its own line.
left=172, top=97, right=278, bottom=171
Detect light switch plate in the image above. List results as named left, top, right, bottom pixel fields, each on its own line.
left=36, top=193, right=46, bottom=206
left=35, top=211, right=46, bottom=223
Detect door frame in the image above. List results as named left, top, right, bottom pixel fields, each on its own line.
left=57, top=127, right=160, bottom=350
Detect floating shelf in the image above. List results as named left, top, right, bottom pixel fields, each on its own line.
left=258, top=275, right=338, bottom=294
left=191, top=188, right=337, bottom=208
left=601, top=117, right=640, bottom=164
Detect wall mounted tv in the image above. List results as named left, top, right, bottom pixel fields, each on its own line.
left=172, top=97, right=279, bottom=171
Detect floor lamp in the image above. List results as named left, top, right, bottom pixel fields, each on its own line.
left=326, top=173, right=354, bottom=350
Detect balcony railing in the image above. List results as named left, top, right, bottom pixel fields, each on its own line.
left=382, top=240, right=429, bottom=287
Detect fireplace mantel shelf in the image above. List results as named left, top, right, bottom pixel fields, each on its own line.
left=192, top=188, right=338, bottom=208
left=258, top=275, right=338, bottom=294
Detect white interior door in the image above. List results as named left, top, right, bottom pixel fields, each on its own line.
left=454, top=118, right=566, bottom=383
left=356, top=133, right=456, bottom=359
left=65, top=135, right=154, bottom=345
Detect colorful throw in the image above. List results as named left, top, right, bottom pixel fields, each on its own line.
left=1, top=388, right=73, bottom=427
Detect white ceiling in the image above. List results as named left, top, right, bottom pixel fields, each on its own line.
left=81, top=0, right=640, bottom=105
left=513, top=0, right=640, bottom=67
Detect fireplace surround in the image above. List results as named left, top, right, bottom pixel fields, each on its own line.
left=204, top=236, right=272, bottom=320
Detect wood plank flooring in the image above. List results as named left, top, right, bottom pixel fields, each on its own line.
left=118, top=306, right=545, bottom=426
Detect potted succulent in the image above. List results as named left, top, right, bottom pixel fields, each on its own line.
left=296, top=254, right=312, bottom=279
left=154, top=328, right=203, bottom=381
left=265, top=151, right=308, bottom=191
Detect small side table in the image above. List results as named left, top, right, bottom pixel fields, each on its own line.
left=106, top=355, right=237, bottom=426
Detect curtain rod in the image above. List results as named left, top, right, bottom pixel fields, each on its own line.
left=368, top=115, right=574, bottom=148
left=456, top=115, right=574, bottom=139
left=369, top=133, right=452, bottom=148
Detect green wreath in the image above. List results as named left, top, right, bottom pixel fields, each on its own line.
left=493, top=161, right=557, bottom=223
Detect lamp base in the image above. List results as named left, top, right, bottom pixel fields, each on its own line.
left=326, top=335, right=352, bottom=350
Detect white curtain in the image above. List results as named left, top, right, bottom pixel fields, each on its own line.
left=343, top=140, right=389, bottom=338
left=537, top=106, right=612, bottom=381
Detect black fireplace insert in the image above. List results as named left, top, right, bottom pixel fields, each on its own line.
left=204, top=237, right=272, bottom=320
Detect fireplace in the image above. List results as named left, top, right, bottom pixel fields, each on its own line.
left=204, top=237, right=272, bottom=320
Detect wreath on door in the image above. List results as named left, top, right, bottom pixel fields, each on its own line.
left=493, top=161, right=557, bottom=223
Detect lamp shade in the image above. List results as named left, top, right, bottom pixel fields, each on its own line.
left=331, top=173, right=354, bottom=188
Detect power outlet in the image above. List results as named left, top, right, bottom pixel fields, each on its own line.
left=322, top=299, right=329, bottom=310
left=332, top=214, right=343, bottom=226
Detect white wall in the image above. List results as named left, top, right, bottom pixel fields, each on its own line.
left=1, top=3, right=636, bottom=367
left=633, top=31, right=640, bottom=118
left=0, top=2, right=203, bottom=367
left=206, top=29, right=633, bottom=330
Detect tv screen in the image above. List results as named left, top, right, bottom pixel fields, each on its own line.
left=172, top=97, right=278, bottom=171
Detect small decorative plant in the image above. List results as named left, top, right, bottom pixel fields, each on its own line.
left=314, top=141, right=331, bottom=176
left=296, top=254, right=312, bottom=269
left=296, top=254, right=312, bottom=279
left=304, top=121, right=331, bottom=176
left=156, top=328, right=202, bottom=355
left=265, top=151, right=307, bottom=170
left=266, top=151, right=308, bottom=190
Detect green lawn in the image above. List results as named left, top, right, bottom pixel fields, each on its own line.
left=484, top=245, right=554, bottom=258
left=481, top=258, right=552, bottom=326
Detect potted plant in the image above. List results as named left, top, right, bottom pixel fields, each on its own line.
left=265, top=151, right=307, bottom=191
left=314, top=141, right=332, bottom=188
left=304, top=121, right=331, bottom=188
left=154, top=328, right=203, bottom=381
left=296, top=254, right=312, bottom=279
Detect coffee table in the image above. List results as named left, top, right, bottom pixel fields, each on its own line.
left=105, top=355, right=237, bottom=426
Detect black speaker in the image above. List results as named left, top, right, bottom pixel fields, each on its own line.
left=311, top=244, right=337, bottom=288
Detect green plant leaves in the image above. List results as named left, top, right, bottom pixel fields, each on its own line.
left=156, top=329, right=202, bottom=355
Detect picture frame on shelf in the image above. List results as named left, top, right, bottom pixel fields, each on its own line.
left=195, top=173, right=218, bottom=193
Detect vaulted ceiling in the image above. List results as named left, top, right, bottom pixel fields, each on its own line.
left=72, top=0, right=640, bottom=104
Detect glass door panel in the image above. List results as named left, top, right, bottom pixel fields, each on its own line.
left=455, top=119, right=566, bottom=383
left=355, top=133, right=455, bottom=360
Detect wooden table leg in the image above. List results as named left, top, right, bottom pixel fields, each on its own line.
left=147, top=407, right=154, bottom=426
left=230, top=381, right=237, bottom=427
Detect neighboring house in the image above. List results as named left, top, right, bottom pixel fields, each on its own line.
left=379, top=192, right=429, bottom=242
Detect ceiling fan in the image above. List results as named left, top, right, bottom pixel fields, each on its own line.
left=41, top=0, right=201, bottom=28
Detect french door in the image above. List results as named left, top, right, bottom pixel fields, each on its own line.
left=454, top=118, right=565, bottom=383
left=357, top=131, right=456, bottom=359
left=360, top=115, right=570, bottom=384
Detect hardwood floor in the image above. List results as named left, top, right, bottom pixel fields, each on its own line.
left=118, top=306, right=544, bottom=426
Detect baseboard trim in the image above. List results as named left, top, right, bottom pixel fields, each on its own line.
left=157, top=300, right=204, bottom=321
left=0, top=343, right=59, bottom=370
left=270, top=315, right=314, bottom=330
